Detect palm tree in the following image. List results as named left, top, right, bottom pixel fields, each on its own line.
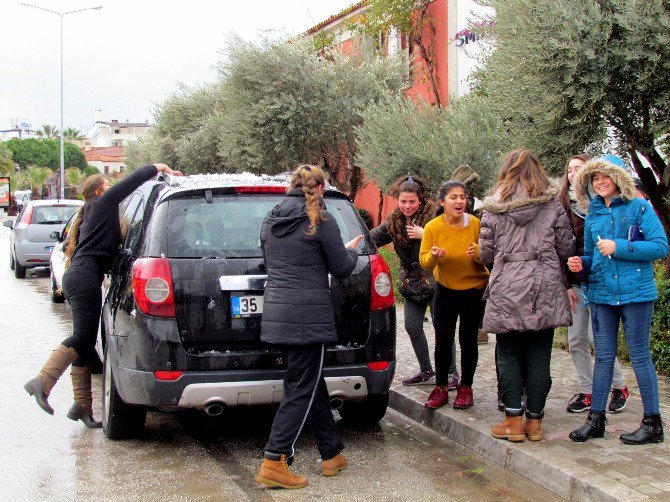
left=66, top=167, right=84, bottom=198
left=25, top=165, right=53, bottom=199
left=34, top=124, right=60, bottom=139
left=63, top=127, right=84, bottom=141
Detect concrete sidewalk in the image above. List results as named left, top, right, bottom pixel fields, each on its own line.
left=388, top=305, right=670, bottom=501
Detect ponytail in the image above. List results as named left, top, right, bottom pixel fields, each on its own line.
left=289, top=164, right=327, bottom=235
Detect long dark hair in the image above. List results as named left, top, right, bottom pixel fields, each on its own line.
left=388, top=175, right=429, bottom=205
left=435, top=181, right=467, bottom=216
left=65, top=174, right=107, bottom=264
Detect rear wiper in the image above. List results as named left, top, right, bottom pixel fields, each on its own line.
left=38, top=220, right=63, bottom=225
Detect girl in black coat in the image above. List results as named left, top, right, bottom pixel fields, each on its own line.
left=24, top=163, right=182, bottom=427
left=256, top=165, right=362, bottom=490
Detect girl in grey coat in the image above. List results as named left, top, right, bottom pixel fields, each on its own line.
left=480, top=149, right=575, bottom=442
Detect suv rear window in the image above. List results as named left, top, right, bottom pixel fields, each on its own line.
left=162, top=194, right=366, bottom=258
left=31, top=205, right=80, bottom=224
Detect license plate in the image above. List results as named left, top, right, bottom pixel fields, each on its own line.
left=45, top=246, right=54, bottom=253
left=231, top=294, right=264, bottom=318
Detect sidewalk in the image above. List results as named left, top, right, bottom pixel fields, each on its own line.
left=388, top=305, right=670, bottom=501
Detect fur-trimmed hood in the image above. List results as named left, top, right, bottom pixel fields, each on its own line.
left=573, top=158, right=637, bottom=211
left=481, top=186, right=558, bottom=227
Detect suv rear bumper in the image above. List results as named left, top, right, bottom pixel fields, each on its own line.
left=113, top=362, right=395, bottom=409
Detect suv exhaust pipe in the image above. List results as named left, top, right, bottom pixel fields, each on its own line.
left=329, top=398, right=344, bottom=410
left=204, top=402, right=225, bottom=416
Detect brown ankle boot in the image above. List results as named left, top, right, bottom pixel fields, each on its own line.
left=67, top=365, right=102, bottom=428
left=524, top=411, right=544, bottom=441
left=491, top=411, right=525, bottom=442
left=322, top=453, right=348, bottom=476
left=24, top=345, right=78, bottom=415
left=256, top=454, right=308, bottom=489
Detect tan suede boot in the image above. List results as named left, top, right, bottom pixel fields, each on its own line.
left=322, top=453, right=348, bottom=476
left=24, top=345, right=78, bottom=415
left=491, top=412, right=525, bottom=442
left=524, top=411, right=544, bottom=441
left=67, top=365, right=102, bottom=428
left=256, top=454, right=308, bottom=489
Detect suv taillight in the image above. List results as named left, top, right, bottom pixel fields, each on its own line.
left=369, top=254, right=394, bottom=311
left=132, top=258, right=176, bottom=318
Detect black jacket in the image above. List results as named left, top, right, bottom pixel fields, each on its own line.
left=260, top=190, right=358, bottom=345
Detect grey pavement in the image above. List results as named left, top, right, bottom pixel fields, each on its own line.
left=389, top=304, right=670, bottom=501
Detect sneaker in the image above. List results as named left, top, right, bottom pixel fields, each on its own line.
left=566, top=393, right=592, bottom=413
left=401, top=370, right=436, bottom=386
left=447, top=371, right=460, bottom=391
left=608, top=386, right=630, bottom=413
left=424, top=385, right=449, bottom=409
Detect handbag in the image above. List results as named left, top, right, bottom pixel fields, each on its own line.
left=398, top=262, right=436, bottom=301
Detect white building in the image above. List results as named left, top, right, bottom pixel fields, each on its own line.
left=86, top=119, right=152, bottom=147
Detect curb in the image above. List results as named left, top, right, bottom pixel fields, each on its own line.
left=388, top=388, right=644, bottom=501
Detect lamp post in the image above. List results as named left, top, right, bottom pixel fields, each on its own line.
left=21, top=3, right=102, bottom=199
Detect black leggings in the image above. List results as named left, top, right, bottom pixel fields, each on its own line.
left=62, top=256, right=104, bottom=367
left=432, top=284, right=485, bottom=387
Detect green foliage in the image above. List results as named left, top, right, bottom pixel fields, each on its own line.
left=651, top=268, right=670, bottom=375
left=355, top=93, right=509, bottom=197
left=5, top=138, right=87, bottom=171
left=0, top=143, right=14, bottom=175
left=63, top=127, right=84, bottom=140
left=34, top=124, right=59, bottom=139
left=129, top=36, right=405, bottom=196
left=83, top=165, right=100, bottom=176
left=480, top=0, right=670, bottom=177
left=25, top=165, right=53, bottom=198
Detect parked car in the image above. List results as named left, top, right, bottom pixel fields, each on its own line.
left=49, top=212, right=77, bottom=303
left=13, top=190, right=32, bottom=210
left=4, top=199, right=83, bottom=278
left=99, top=173, right=396, bottom=439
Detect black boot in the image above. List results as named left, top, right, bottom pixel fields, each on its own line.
left=569, top=411, right=606, bottom=442
left=620, top=414, right=664, bottom=445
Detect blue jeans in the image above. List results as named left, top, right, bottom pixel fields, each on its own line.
left=590, top=301, right=659, bottom=415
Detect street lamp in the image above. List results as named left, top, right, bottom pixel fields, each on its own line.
left=21, top=3, right=102, bottom=199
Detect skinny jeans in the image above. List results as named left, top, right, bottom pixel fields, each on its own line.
left=61, top=256, right=104, bottom=367
left=568, top=284, right=625, bottom=393
left=432, top=284, right=485, bottom=387
left=264, top=344, right=343, bottom=461
left=590, top=301, right=659, bottom=415
left=496, top=329, right=553, bottom=414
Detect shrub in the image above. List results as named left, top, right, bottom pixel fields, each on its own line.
left=651, top=269, right=670, bottom=376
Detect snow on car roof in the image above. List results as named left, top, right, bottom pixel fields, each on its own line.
left=162, top=171, right=338, bottom=191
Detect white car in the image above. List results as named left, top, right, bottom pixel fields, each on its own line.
left=4, top=199, right=83, bottom=279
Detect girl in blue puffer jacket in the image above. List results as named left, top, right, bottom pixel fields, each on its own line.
left=567, top=156, right=668, bottom=445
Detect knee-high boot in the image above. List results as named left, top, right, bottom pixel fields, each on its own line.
left=67, top=365, right=102, bottom=428
left=24, top=345, right=78, bottom=415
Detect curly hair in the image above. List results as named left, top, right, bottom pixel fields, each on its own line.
left=289, top=164, right=327, bottom=235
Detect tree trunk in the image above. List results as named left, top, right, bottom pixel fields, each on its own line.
left=377, top=187, right=384, bottom=226
left=630, top=147, right=670, bottom=278
left=348, top=161, right=362, bottom=201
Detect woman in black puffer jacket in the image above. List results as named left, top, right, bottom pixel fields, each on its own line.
left=255, top=165, right=363, bottom=490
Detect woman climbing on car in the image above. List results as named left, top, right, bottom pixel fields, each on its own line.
left=256, top=164, right=363, bottom=490
left=24, top=163, right=182, bottom=428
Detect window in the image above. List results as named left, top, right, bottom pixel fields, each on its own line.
left=125, top=199, right=146, bottom=251
left=119, top=193, right=143, bottom=246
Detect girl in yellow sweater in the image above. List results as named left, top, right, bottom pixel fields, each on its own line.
left=420, top=181, right=489, bottom=409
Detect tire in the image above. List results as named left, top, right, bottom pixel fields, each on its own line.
left=14, top=259, right=26, bottom=279
left=50, top=270, right=65, bottom=303
left=102, top=346, right=146, bottom=439
left=339, top=393, right=389, bottom=426
left=9, top=249, right=15, bottom=270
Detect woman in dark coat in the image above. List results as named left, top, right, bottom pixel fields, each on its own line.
left=256, top=165, right=363, bottom=490
left=24, top=163, right=182, bottom=427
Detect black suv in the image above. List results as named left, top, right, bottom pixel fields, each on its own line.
left=99, top=173, right=396, bottom=439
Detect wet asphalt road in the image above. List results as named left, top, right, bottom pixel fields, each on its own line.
left=0, top=222, right=560, bottom=501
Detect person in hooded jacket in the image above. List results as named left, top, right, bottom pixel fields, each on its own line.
left=24, top=163, right=182, bottom=427
left=255, top=165, right=363, bottom=490
left=559, top=154, right=630, bottom=414
left=479, top=149, right=575, bottom=442
left=568, top=156, right=668, bottom=445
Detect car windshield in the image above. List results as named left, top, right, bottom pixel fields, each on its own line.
left=164, top=194, right=365, bottom=258
left=32, top=205, right=80, bottom=225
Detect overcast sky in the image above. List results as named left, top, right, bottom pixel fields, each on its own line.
left=1, top=0, right=353, bottom=134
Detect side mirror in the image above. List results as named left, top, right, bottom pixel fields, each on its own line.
left=50, top=230, right=62, bottom=241
left=3, top=220, right=14, bottom=229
